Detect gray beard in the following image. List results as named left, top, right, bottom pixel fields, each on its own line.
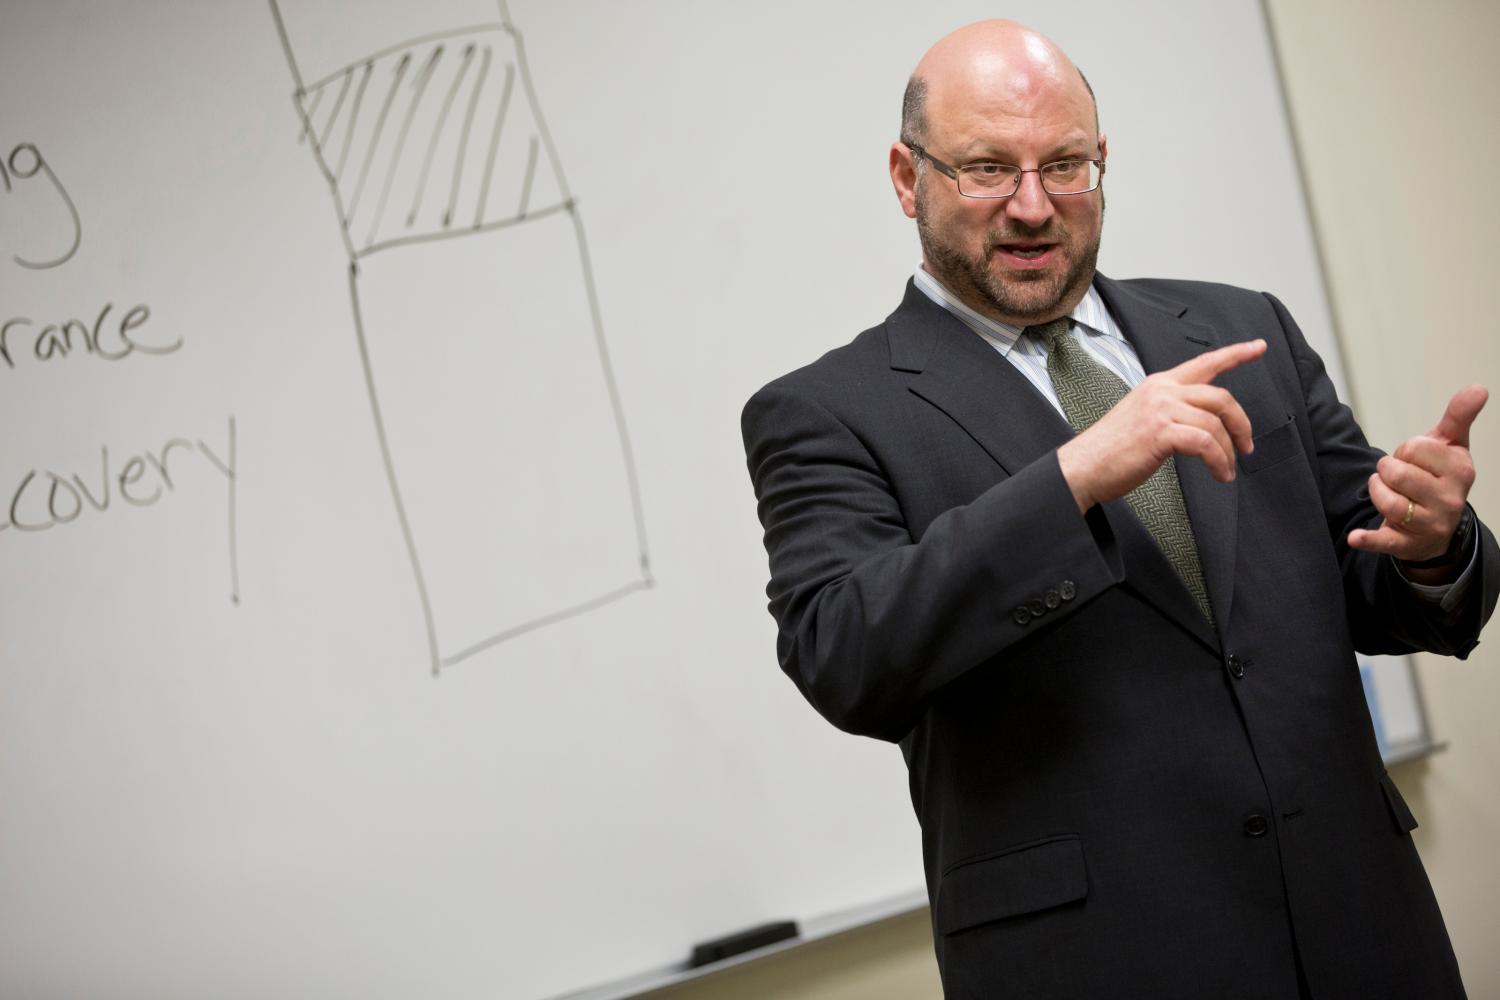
left=916, top=188, right=1103, bottom=325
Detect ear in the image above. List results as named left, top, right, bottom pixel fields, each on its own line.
left=1098, top=133, right=1108, bottom=163
left=890, top=142, right=919, bottom=219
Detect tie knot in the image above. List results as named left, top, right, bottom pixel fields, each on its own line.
left=1027, top=317, right=1072, bottom=351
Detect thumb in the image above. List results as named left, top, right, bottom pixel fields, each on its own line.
left=1431, top=385, right=1489, bottom=447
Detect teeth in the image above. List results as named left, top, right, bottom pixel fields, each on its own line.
left=1010, top=247, right=1046, bottom=259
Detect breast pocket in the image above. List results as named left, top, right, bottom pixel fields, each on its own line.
left=1238, top=415, right=1303, bottom=474
left=935, top=835, right=1088, bottom=935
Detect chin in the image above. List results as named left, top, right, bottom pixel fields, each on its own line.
left=984, top=277, right=1068, bottom=318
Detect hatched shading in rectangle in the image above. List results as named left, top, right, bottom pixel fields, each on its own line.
left=293, top=22, right=568, bottom=259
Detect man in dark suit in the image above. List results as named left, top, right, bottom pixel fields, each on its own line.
left=742, top=19, right=1496, bottom=999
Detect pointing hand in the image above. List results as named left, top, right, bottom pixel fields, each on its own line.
left=1347, top=385, right=1487, bottom=572
left=1057, top=339, right=1268, bottom=513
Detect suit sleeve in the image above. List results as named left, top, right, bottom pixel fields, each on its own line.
left=742, top=380, right=1124, bottom=743
left=1267, top=292, right=1500, bottom=657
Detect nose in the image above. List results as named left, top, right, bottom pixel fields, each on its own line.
left=1004, top=169, right=1055, bottom=229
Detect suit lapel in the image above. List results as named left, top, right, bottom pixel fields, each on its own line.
left=1096, top=276, right=1238, bottom=644
left=889, top=287, right=1076, bottom=476
left=889, top=278, right=1230, bottom=653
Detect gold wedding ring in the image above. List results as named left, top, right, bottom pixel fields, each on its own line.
left=1401, top=499, right=1415, bottom=528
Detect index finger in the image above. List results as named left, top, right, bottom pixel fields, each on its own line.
left=1170, top=339, right=1268, bottom=385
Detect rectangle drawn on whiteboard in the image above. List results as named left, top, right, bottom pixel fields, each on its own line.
left=269, top=0, right=652, bottom=674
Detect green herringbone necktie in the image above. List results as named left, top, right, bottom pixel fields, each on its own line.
left=1031, top=318, right=1214, bottom=624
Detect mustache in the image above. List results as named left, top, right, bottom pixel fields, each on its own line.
left=983, top=223, right=1067, bottom=253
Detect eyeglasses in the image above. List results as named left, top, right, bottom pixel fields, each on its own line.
left=905, top=142, right=1104, bottom=199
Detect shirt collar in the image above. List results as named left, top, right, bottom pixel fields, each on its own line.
left=912, top=264, right=1116, bottom=356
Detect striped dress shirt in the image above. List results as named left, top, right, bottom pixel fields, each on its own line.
left=912, top=265, right=1144, bottom=414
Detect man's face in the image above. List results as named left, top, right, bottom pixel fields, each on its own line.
left=907, top=75, right=1106, bottom=326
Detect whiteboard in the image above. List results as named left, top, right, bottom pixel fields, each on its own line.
left=0, top=2, right=1427, bottom=998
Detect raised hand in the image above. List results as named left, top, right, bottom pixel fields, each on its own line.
left=1347, top=385, right=1487, bottom=571
left=1057, top=339, right=1267, bottom=513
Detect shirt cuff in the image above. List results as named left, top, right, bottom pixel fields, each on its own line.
left=1395, top=526, right=1480, bottom=614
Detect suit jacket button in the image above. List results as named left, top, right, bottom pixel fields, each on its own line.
left=1044, top=589, right=1061, bottom=610
left=1059, top=580, right=1077, bottom=601
left=1227, top=654, right=1246, bottom=680
left=1027, top=598, right=1046, bottom=617
left=1243, top=814, right=1269, bottom=837
left=1012, top=606, right=1032, bottom=626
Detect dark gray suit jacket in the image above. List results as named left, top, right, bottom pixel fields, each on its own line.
left=742, top=275, right=1498, bottom=999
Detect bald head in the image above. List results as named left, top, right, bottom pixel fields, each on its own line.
left=901, top=20, right=1097, bottom=147
left=888, top=19, right=1107, bottom=327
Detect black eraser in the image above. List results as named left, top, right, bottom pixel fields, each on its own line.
left=689, top=920, right=800, bottom=968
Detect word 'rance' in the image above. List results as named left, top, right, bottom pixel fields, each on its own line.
left=1, top=301, right=179, bottom=371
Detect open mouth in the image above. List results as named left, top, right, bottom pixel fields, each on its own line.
left=995, top=243, right=1057, bottom=267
